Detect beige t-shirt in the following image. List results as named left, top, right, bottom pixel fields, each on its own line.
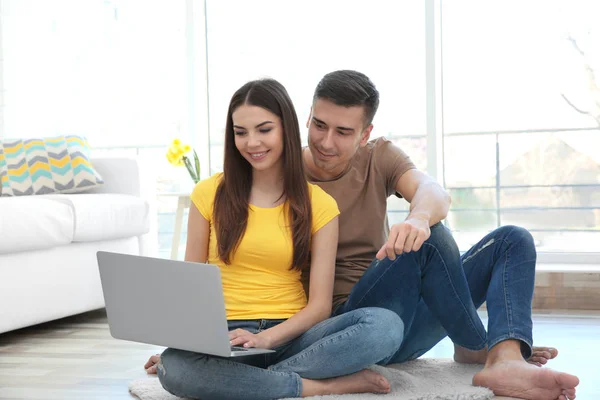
left=305, top=137, right=416, bottom=309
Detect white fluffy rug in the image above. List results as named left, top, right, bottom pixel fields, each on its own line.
left=129, top=358, right=494, bottom=400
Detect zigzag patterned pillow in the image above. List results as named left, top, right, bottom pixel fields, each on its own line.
left=0, top=135, right=104, bottom=197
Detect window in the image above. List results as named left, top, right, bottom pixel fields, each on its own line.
left=1, top=0, right=192, bottom=259
left=4, top=1, right=597, bottom=260
left=441, top=0, right=600, bottom=253
left=205, top=0, right=426, bottom=177
left=1, top=0, right=187, bottom=147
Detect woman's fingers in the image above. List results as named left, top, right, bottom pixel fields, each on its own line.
left=228, top=328, right=250, bottom=340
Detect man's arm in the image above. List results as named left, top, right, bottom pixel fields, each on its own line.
left=376, top=169, right=451, bottom=260
left=397, top=169, right=451, bottom=225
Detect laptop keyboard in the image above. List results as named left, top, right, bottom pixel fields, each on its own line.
left=231, top=346, right=249, bottom=352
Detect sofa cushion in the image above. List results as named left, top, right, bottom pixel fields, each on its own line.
left=0, top=135, right=104, bottom=197
left=42, top=193, right=150, bottom=242
left=0, top=146, right=5, bottom=196
left=0, top=196, right=74, bottom=254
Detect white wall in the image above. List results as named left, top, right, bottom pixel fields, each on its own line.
left=0, top=0, right=4, bottom=140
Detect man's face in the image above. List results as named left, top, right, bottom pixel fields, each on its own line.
left=306, top=99, right=372, bottom=178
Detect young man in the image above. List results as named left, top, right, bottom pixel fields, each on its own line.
left=301, top=69, right=579, bottom=400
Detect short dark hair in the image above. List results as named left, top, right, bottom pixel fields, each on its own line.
left=313, top=70, right=380, bottom=126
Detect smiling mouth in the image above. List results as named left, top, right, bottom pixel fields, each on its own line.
left=316, top=148, right=336, bottom=158
left=249, top=151, right=269, bottom=160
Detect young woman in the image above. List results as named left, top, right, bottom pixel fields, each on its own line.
left=149, top=79, right=403, bottom=400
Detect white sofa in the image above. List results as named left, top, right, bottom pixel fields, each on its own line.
left=0, top=157, right=157, bottom=334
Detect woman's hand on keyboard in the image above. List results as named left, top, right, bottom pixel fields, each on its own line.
left=229, top=328, right=272, bottom=349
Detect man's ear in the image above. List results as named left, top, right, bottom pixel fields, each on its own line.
left=306, top=107, right=313, bottom=129
left=359, top=125, right=373, bottom=147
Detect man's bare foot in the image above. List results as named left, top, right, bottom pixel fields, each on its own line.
left=301, top=369, right=390, bottom=397
left=453, top=344, right=558, bottom=366
left=473, top=359, right=579, bottom=400
left=529, top=346, right=559, bottom=367
left=473, top=340, right=578, bottom=400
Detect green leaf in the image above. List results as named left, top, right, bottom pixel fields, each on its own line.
left=183, top=156, right=198, bottom=183
left=193, top=149, right=201, bottom=181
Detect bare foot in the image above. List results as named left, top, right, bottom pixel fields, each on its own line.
left=473, top=359, right=579, bottom=400
left=144, top=354, right=161, bottom=374
left=301, top=369, right=390, bottom=397
left=454, top=344, right=559, bottom=366
left=528, top=346, right=558, bottom=366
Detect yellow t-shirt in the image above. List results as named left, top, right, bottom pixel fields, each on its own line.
left=191, top=173, right=339, bottom=320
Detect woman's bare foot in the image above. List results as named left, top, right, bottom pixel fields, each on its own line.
left=472, top=341, right=578, bottom=400
left=301, top=369, right=390, bottom=397
left=453, top=344, right=558, bottom=366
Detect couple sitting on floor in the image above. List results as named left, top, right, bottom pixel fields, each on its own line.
left=143, top=70, right=579, bottom=400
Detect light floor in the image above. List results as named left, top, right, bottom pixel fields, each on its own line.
left=0, top=310, right=597, bottom=399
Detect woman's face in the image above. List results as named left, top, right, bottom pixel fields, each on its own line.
left=232, top=105, right=284, bottom=173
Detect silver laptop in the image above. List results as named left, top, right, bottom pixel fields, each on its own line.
left=96, top=251, right=275, bottom=357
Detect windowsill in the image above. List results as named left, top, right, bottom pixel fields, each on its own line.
left=536, top=263, right=600, bottom=273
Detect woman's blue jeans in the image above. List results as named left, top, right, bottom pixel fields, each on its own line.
left=157, top=307, right=403, bottom=400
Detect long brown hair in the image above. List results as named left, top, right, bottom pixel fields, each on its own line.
left=213, top=79, right=312, bottom=270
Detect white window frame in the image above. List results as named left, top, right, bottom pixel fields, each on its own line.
left=425, top=0, right=599, bottom=265
left=178, top=0, right=600, bottom=266
left=185, top=0, right=211, bottom=180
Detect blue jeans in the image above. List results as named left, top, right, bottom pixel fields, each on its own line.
left=157, top=307, right=403, bottom=400
left=335, top=224, right=535, bottom=363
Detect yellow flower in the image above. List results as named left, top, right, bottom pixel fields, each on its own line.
left=166, top=139, right=191, bottom=167
left=166, top=138, right=201, bottom=183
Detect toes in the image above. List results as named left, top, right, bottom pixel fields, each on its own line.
left=530, top=350, right=551, bottom=360
left=529, top=356, right=548, bottom=365
left=527, top=357, right=544, bottom=367
left=534, top=351, right=551, bottom=359
left=557, top=372, right=580, bottom=388
left=532, top=346, right=558, bottom=359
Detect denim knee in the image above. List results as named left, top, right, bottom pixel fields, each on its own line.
left=498, top=225, right=536, bottom=258
left=427, top=222, right=455, bottom=244
left=157, top=348, right=206, bottom=397
left=425, top=222, right=461, bottom=258
left=157, top=348, right=182, bottom=394
left=361, top=307, right=404, bottom=360
left=502, top=225, right=534, bottom=245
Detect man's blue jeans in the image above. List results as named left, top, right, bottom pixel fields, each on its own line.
left=157, top=307, right=403, bottom=400
left=334, top=223, right=536, bottom=363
